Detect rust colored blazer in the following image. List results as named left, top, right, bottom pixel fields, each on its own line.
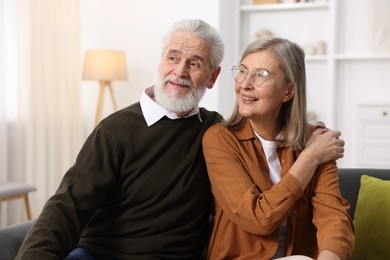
left=202, top=121, right=355, bottom=260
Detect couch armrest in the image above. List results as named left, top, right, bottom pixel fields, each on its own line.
left=0, top=220, right=35, bottom=260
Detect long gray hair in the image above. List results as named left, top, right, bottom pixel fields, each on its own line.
left=225, top=36, right=310, bottom=150
left=161, top=19, right=224, bottom=70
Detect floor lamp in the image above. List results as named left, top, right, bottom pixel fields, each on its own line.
left=82, top=50, right=127, bottom=126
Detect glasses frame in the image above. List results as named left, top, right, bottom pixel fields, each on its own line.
left=231, top=66, right=272, bottom=88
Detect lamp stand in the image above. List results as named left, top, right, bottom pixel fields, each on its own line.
left=95, top=80, right=118, bottom=126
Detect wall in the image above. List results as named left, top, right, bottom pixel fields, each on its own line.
left=81, top=0, right=390, bottom=168
left=80, top=0, right=226, bottom=135
left=222, top=0, right=390, bottom=168
left=334, top=0, right=390, bottom=168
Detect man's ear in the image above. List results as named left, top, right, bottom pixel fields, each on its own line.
left=282, top=83, right=295, bottom=103
left=206, top=66, right=221, bottom=89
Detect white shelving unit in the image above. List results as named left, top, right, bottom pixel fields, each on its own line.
left=232, top=0, right=336, bottom=127
left=356, top=104, right=390, bottom=168
left=221, top=0, right=390, bottom=167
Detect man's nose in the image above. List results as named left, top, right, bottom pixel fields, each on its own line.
left=174, top=61, right=190, bottom=77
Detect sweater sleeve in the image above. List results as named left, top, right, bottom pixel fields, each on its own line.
left=202, top=124, right=303, bottom=236
left=311, top=162, right=355, bottom=260
left=16, top=124, right=122, bottom=259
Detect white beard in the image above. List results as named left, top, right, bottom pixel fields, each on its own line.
left=154, top=75, right=206, bottom=113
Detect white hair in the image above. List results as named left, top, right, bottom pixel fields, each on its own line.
left=161, top=19, right=224, bottom=69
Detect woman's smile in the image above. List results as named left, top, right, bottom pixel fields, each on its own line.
left=241, top=94, right=259, bottom=102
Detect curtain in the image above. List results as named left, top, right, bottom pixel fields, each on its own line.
left=0, top=0, right=24, bottom=225
left=0, top=0, right=83, bottom=225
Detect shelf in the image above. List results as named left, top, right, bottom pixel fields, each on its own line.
left=335, top=54, right=390, bottom=61
left=305, top=55, right=328, bottom=61
left=241, top=2, right=330, bottom=12
left=305, top=54, right=390, bottom=61
left=229, top=0, right=390, bottom=168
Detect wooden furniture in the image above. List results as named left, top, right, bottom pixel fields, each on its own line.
left=0, top=182, right=36, bottom=221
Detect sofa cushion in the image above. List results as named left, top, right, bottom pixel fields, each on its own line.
left=338, top=168, right=390, bottom=218
left=351, top=175, right=390, bottom=260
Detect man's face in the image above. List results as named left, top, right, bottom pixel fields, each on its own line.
left=155, top=31, right=219, bottom=116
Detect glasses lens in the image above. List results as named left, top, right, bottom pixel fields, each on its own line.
left=253, top=69, right=269, bottom=87
left=231, top=67, right=270, bottom=87
left=232, top=67, right=245, bottom=83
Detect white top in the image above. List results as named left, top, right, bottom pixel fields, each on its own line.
left=254, top=131, right=282, bottom=184
left=254, top=131, right=286, bottom=258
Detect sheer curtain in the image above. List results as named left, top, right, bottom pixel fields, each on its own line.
left=0, top=0, right=83, bottom=225
left=0, top=0, right=24, bottom=225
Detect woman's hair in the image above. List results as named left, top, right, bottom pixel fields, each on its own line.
left=161, top=19, right=225, bottom=70
left=224, top=36, right=310, bottom=150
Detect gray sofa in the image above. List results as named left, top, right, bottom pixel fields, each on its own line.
left=1, top=168, right=389, bottom=259
left=337, top=168, right=390, bottom=219
left=0, top=220, right=35, bottom=260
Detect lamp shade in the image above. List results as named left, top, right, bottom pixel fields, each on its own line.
left=82, top=50, right=127, bottom=81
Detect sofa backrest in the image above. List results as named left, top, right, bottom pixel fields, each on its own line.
left=338, top=168, right=390, bottom=219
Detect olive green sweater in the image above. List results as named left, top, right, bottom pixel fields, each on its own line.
left=17, top=102, right=222, bottom=260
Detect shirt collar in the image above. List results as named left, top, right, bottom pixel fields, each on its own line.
left=140, top=86, right=202, bottom=127
left=235, top=119, right=257, bottom=141
left=236, top=119, right=284, bottom=141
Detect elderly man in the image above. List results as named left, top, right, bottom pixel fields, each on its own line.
left=17, top=19, right=224, bottom=259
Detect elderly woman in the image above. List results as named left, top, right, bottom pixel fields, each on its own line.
left=202, top=37, right=354, bottom=260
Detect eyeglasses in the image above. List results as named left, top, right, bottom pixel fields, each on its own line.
left=231, top=66, right=272, bottom=88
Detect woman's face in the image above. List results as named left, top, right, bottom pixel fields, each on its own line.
left=234, top=50, right=294, bottom=124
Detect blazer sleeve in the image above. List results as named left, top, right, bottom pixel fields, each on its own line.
left=311, top=162, right=355, bottom=260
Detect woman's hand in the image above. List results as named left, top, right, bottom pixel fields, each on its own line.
left=289, top=127, right=345, bottom=190
left=304, top=128, right=345, bottom=165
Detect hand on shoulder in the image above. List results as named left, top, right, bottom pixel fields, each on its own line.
left=304, top=127, right=345, bottom=165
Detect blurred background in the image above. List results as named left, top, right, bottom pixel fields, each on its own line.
left=1, top=0, right=389, bottom=225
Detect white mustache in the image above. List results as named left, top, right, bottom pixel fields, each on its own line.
left=163, top=75, right=193, bottom=88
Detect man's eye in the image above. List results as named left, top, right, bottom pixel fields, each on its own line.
left=189, top=62, right=201, bottom=69
left=167, top=56, right=178, bottom=62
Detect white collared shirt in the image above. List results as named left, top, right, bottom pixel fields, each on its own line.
left=140, top=86, right=202, bottom=127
